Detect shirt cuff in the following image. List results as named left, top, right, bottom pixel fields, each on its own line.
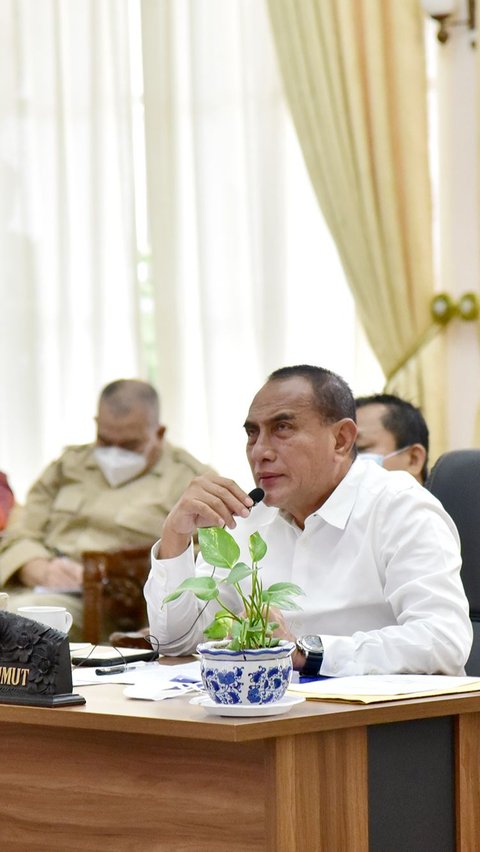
left=320, top=634, right=358, bottom=677
left=150, top=539, right=196, bottom=595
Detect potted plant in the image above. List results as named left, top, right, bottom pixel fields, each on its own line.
left=164, top=526, right=304, bottom=705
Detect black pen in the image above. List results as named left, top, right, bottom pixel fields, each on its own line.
left=95, top=662, right=146, bottom=676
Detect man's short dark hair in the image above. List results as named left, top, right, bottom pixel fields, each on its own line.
left=268, top=365, right=356, bottom=423
left=99, top=379, right=160, bottom=423
left=355, top=393, right=429, bottom=480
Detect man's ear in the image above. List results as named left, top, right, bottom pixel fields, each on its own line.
left=405, top=444, right=427, bottom=482
left=156, top=425, right=167, bottom=441
left=333, top=418, right=358, bottom=457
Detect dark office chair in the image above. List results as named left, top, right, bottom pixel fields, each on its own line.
left=82, top=544, right=153, bottom=645
left=426, top=449, right=480, bottom=675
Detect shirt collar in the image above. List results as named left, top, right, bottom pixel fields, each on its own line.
left=277, top=459, right=364, bottom=531
left=314, top=459, right=365, bottom=529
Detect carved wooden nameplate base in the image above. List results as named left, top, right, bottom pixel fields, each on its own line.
left=0, top=611, right=85, bottom=707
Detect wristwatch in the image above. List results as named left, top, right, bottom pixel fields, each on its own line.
left=296, top=634, right=324, bottom=677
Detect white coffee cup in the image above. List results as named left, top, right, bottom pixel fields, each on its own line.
left=17, top=605, right=73, bottom=634
left=0, top=592, right=8, bottom=610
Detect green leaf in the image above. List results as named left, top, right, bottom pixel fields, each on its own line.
left=199, top=526, right=240, bottom=569
left=244, top=623, right=264, bottom=634
left=249, top=531, right=267, bottom=563
left=224, top=562, right=253, bottom=585
left=204, top=619, right=231, bottom=641
left=262, top=590, right=303, bottom=610
left=162, top=590, right=184, bottom=605
left=212, top=609, right=233, bottom=621
left=266, top=582, right=305, bottom=597
left=174, top=576, right=219, bottom=601
left=195, top=589, right=220, bottom=602
left=230, top=620, right=242, bottom=639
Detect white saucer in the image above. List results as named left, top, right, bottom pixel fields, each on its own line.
left=190, top=693, right=305, bottom=717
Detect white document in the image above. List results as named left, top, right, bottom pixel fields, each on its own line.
left=72, top=660, right=203, bottom=698
left=72, top=660, right=160, bottom=686
left=123, top=661, right=203, bottom=700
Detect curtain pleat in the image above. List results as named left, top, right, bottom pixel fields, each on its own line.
left=0, top=0, right=140, bottom=498
left=268, top=0, right=446, bottom=458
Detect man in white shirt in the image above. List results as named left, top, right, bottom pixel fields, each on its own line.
left=145, top=365, right=472, bottom=676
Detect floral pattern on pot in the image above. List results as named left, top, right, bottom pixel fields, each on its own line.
left=201, top=665, right=245, bottom=704
left=247, top=663, right=290, bottom=704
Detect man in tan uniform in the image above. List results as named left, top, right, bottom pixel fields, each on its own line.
left=0, top=379, right=211, bottom=639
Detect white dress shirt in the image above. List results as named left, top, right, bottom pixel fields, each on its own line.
left=145, top=459, right=472, bottom=676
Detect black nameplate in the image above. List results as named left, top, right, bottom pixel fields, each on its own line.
left=0, top=611, right=85, bottom=707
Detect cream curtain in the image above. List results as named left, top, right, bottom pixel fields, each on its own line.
left=0, top=1, right=141, bottom=499
left=140, top=0, right=383, bottom=483
left=267, top=0, right=446, bottom=458
left=0, top=0, right=387, bottom=502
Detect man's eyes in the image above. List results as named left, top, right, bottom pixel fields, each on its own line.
left=97, top=439, right=142, bottom=452
left=245, top=421, right=294, bottom=442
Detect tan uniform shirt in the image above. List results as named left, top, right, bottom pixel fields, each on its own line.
left=0, top=441, right=212, bottom=586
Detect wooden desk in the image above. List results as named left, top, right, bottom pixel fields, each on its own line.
left=2, top=672, right=480, bottom=851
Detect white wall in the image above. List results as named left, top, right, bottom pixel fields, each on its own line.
left=430, top=2, right=480, bottom=448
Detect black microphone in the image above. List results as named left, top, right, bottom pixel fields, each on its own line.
left=248, top=488, right=265, bottom=506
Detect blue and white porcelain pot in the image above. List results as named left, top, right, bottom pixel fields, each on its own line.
left=197, top=639, right=295, bottom=706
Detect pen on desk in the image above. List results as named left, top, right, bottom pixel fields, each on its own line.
left=95, top=662, right=146, bottom=676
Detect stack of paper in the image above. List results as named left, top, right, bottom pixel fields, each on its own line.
left=288, top=674, right=480, bottom=704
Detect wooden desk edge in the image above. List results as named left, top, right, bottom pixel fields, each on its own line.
left=1, top=688, right=480, bottom=743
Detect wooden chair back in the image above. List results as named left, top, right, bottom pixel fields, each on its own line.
left=82, top=544, right=153, bottom=645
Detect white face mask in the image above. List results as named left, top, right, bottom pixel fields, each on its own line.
left=94, top=446, right=147, bottom=488
left=359, top=447, right=410, bottom=467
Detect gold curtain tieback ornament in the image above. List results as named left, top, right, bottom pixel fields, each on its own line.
left=457, top=292, right=479, bottom=321
left=387, top=292, right=479, bottom=384
left=430, top=292, right=479, bottom=324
